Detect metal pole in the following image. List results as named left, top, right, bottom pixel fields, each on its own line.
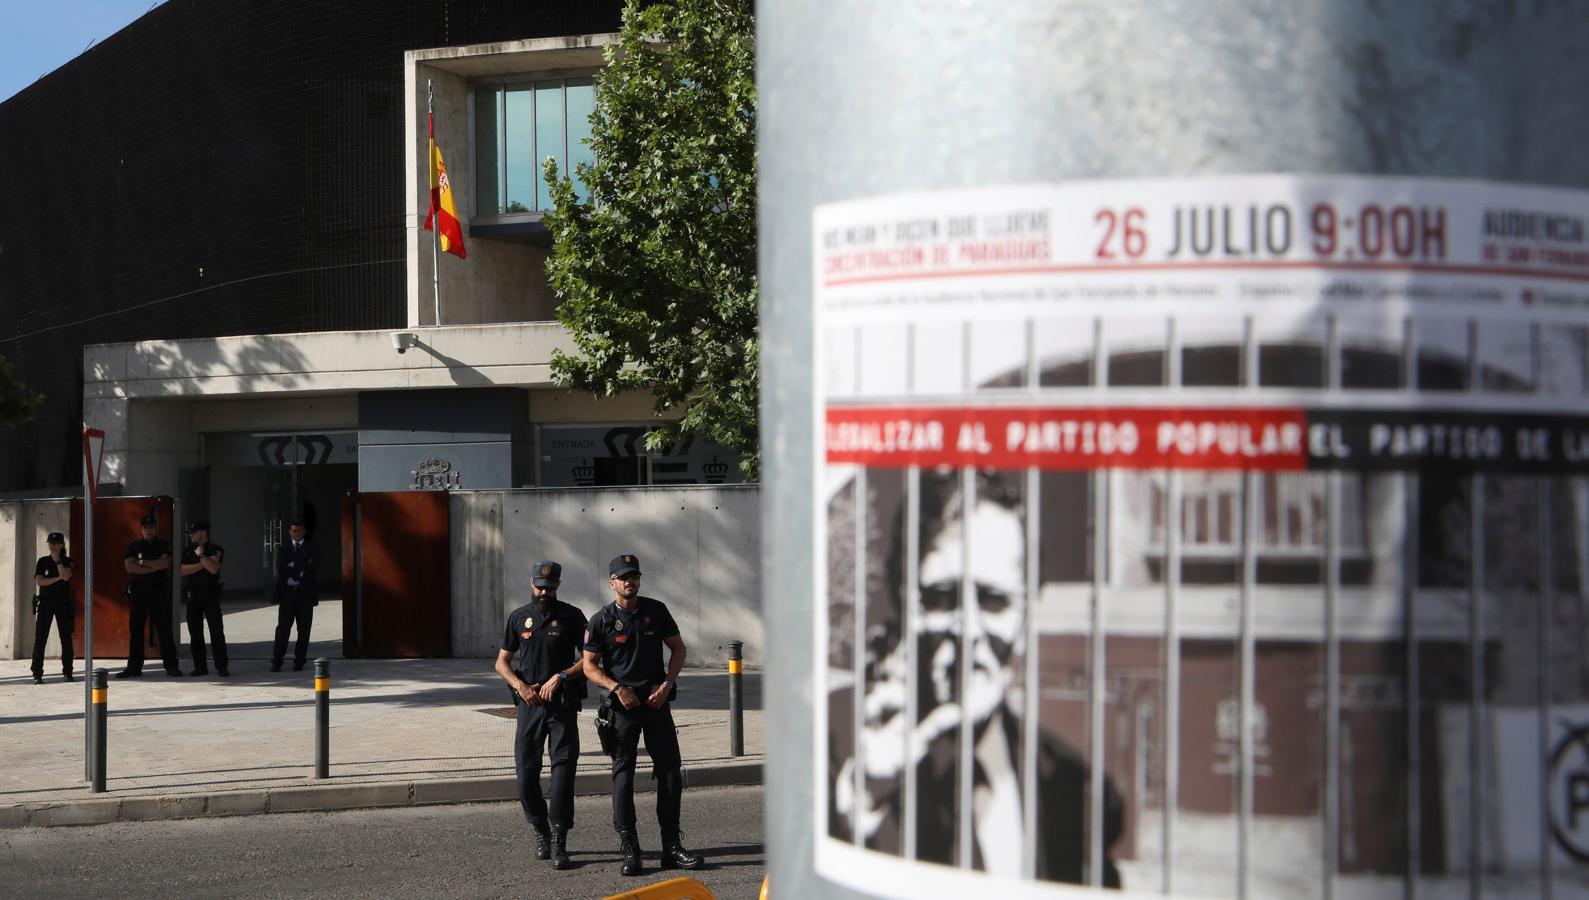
left=1537, top=477, right=1553, bottom=900
left=1469, top=473, right=1484, bottom=899
left=91, top=668, right=107, bottom=793
left=1403, top=318, right=1423, bottom=899
left=728, top=640, right=745, bottom=757
left=1089, top=469, right=1108, bottom=887
left=759, top=4, right=1589, bottom=897
left=428, top=79, right=441, bottom=327
left=82, top=451, right=94, bottom=782
left=1323, top=317, right=1342, bottom=900
left=314, top=658, right=330, bottom=779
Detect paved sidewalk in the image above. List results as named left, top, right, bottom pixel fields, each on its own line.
left=0, top=657, right=762, bottom=828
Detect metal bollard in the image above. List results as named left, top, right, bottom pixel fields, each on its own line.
left=313, top=658, right=330, bottom=779
left=727, top=641, right=744, bottom=758
left=91, top=669, right=108, bottom=793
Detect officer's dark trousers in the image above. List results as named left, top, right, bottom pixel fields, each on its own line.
left=610, top=702, right=684, bottom=838
left=127, top=588, right=179, bottom=673
left=30, top=597, right=74, bottom=677
left=515, top=702, right=579, bottom=828
left=271, top=588, right=314, bottom=666
left=185, top=591, right=228, bottom=671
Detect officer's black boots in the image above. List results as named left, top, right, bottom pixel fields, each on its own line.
left=660, top=834, right=705, bottom=871
left=32, top=674, right=43, bottom=685
left=533, top=824, right=552, bottom=861
left=619, top=830, right=643, bottom=876
left=550, top=825, right=572, bottom=870
left=62, top=672, right=75, bottom=682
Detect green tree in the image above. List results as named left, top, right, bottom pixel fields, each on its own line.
left=0, top=352, right=40, bottom=426
left=543, top=0, right=758, bottom=479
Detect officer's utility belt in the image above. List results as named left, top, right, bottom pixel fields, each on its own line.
left=595, top=682, right=678, bottom=759
left=510, top=670, right=582, bottom=714
left=34, top=592, right=70, bottom=614
left=182, top=584, right=222, bottom=604
left=595, top=692, right=619, bottom=758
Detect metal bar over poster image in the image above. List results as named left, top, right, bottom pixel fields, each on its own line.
left=812, top=176, right=1589, bottom=896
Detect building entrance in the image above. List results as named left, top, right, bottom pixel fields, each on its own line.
left=199, top=432, right=358, bottom=660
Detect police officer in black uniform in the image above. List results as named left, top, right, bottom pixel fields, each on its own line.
left=582, top=554, right=705, bottom=876
left=495, top=560, right=588, bottom=870
left=118, top=512, right=182, bottom=678
left=30, top=532, right=75, bottom=685
left=180, top=520, right=230, bottom=677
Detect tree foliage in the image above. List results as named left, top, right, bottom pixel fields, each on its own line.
left=543, top=0, right=758, bottom=478
left=0, top=353, right=40, bottom=426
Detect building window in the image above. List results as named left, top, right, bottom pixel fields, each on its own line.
left=474, top=77, right=596, bottom=216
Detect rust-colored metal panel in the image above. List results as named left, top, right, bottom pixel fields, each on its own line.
left=341, top=492, right=360, bottom=657
left=349, top=491, right=451, bottom=657
left=68, top=496, right=175, bottom=660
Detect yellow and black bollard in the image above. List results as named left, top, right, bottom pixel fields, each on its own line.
left=313, top=658, right=330, bottom=779
left=91, top=668, right=108, bottom=793
left=728, top=640, right=744, bottom=758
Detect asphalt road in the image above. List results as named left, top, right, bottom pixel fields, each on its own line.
left=0, top=785, right=765, bottom=900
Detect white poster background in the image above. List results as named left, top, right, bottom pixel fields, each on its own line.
left=812, top=175, right=1589, bottom=897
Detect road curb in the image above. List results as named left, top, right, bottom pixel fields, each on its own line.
left=0, top=759, right=763, bottom=829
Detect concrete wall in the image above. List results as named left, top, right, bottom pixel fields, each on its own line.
left=405, top=36, right=618, bottom=329
left=449, top=485, right=761, bottom=667
left=83, top=324, right=575, bottom=403
left=358, top=388, right=530, bottom=491
left=2, top=500, right=72, bottom=660
left=126, top=400, right=202, bottom=502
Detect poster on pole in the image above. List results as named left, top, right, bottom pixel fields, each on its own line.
left=812, top=176, right=1589, bottom=896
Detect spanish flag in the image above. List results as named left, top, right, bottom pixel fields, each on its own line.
left=423, top=112, right=467, bottom=259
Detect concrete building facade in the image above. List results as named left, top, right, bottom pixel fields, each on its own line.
left=2, top=2, right=749, bottom=606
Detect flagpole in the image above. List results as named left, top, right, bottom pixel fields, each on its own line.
left=428, top=79, right=441, bottom=327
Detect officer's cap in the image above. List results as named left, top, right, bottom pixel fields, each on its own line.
left=531, top=560, right=562, bottom=587
left=609, top=554, right=642, bottom=577
left=186, top=520, right=210, bottom=533
left=139, top=513, right=158, bottom=527
left=46, top=532, right=65, bottom=544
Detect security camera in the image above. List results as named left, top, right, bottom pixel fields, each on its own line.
left=391, top=331, right=419, bottom=354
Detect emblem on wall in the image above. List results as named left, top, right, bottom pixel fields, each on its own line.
left=257, top=434, right=336, bottom=466
left=410, top=457, right=462, bottom=491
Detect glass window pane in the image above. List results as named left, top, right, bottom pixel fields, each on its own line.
left=912, top=321, right=966, bottom=394
left=1477, top=320, right=1534, bottom=393
left=535, top=81, right=565, bottom=210
left=971, top=319, right=1024, bottom=388
left=857, top=323, right=908, bottom=395
left=504, top=87, right=534, bottom=214
left=1417, top=320, right=1470, bottom=392
left=1259, top=343, right=1324, bottom=388
left=473, top=86, right=500, bottom=215
left=566, top=78, right=596, bottom=203
left=1183, top=345, right=1241, bottom=387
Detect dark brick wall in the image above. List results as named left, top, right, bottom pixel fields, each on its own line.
left=0, top=0, right=623, bottom=491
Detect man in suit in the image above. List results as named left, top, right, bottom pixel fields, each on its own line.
left=270, top=520, right=318, bottom=672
